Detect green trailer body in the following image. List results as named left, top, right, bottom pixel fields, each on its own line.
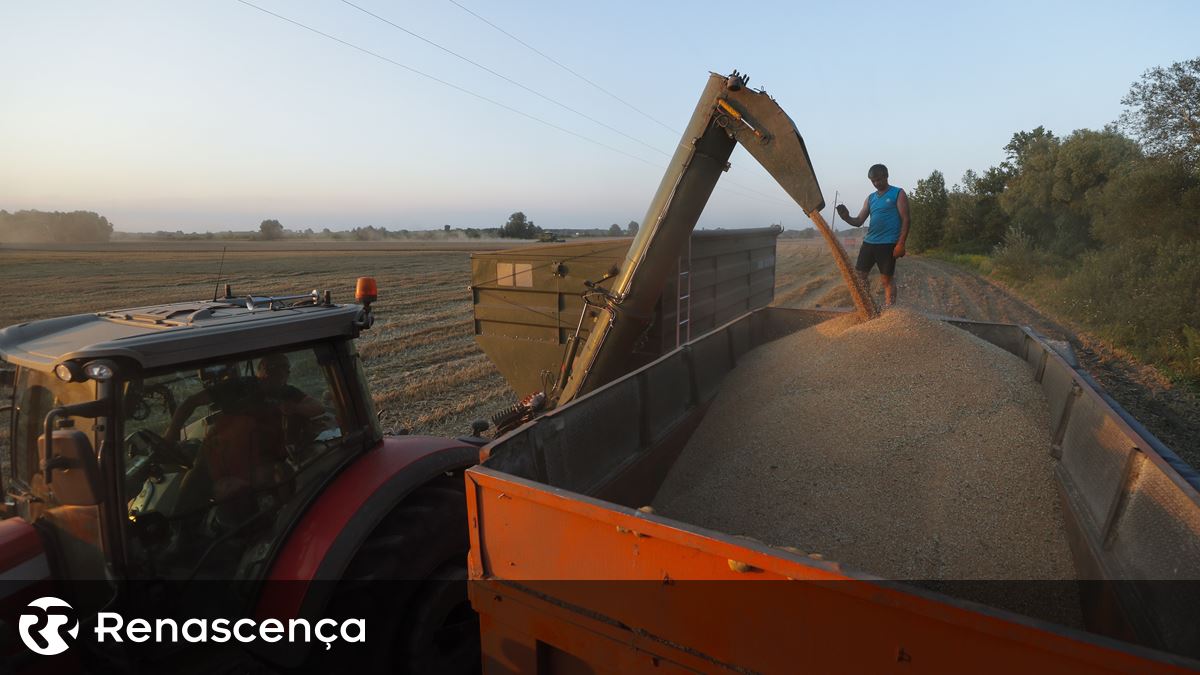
left=471, top=227, right=780, bottom=396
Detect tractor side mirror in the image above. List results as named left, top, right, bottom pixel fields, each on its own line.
left=38, top=430, right=104, bottom=506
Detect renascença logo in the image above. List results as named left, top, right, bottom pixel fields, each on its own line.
left=18, top=596, right=365, bottom=655
left=19, top=596, right=79, bottom=656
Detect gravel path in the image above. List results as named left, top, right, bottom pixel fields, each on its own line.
left=653, top=308, right=1077, bottom=581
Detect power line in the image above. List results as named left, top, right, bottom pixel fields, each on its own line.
left=718, top=181, right=788, bottom=205
left=341, top=0, right=671, bottom=159
left=235, top=0, right=660, bottom=168
left=236, top=1, right=798, bottom=210
left=722, top=174, right=795, bottom=205
left=444, top=0, right=679, bottom=135
left=441, top=1, right=795, bottom=208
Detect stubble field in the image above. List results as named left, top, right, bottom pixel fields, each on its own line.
left=0, top=241, right=520, bottom=439
left=1, top=238, right=1196, bottom=468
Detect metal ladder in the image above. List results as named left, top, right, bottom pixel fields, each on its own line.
left=675, top=237, right=692, bottom=348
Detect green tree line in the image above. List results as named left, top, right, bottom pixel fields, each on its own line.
left=906, top=57, right=1200, bottom=382
left=0, top=210, right=114, bottom=243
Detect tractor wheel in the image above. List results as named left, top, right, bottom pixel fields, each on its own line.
left=332, top=474, right=479, bottom=674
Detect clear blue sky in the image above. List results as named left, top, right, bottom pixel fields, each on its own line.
left=1, top=1, right=1196, bottom=233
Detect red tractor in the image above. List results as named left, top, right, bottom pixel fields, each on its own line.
left=0, top=282, right=482, bottom=672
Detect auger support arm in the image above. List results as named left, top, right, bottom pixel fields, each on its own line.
left=553, top=71, right=875, bottom=408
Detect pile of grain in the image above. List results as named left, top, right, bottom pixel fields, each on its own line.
left=653, top=308, right=1076, bottom=581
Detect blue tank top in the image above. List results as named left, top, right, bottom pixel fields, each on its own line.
left=865, top=186, right=902, bottom=244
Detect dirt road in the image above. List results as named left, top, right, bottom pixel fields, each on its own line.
left=773, top=240, right=1200, bottom=470
left=777, top=241, right=1070, bottom=334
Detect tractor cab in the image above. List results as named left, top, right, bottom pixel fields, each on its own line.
left=0, top=286, right=381, bottom=611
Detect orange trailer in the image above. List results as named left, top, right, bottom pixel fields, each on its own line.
left=465, top=307, right=1200, bottom=673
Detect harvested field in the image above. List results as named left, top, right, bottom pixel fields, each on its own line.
left=653, top=308, right=1076, bottom=582
left=0, top=242, right=515, bottom=439
left=0, top=238, right=1196, bottom=476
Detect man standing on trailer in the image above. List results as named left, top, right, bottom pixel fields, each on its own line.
left=837, top=164, right=910, bottom=308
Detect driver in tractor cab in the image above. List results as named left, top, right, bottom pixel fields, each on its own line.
left=166, top=354, right=322, bottom=519
left=254, top=353, right=325, bottom=440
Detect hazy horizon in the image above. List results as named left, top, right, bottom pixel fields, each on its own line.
left=3, top=1, right=1196, bottom=234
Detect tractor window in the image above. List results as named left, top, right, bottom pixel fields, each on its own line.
left=8, top=368, right=97, bottom=501
left=345, top=340, right=382, bottom=440
left=0, top=366, right=12, bottom=491
left=121, top=344, right=355, bottom=580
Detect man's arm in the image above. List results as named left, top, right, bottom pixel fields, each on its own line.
left=287, top=395, right=325, bottom=419
left=280, top=385, right=325, bottom=418
left=836, top=198, right=871, bottom=227
left=165, top=390, right=211, bottom=442
left=894, top=189, right=910, bottom=258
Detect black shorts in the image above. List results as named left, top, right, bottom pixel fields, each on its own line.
left=856, top=242, right=898, bottom=276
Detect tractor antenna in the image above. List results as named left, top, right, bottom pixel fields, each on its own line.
left=212, top=246, right=228, bottom=302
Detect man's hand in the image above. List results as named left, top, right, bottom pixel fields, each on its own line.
left=893, top=242, right=906, bottom=259
left=280, top=394, right=326, bottom=419
left=836, top=204, right=850, bottom=220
